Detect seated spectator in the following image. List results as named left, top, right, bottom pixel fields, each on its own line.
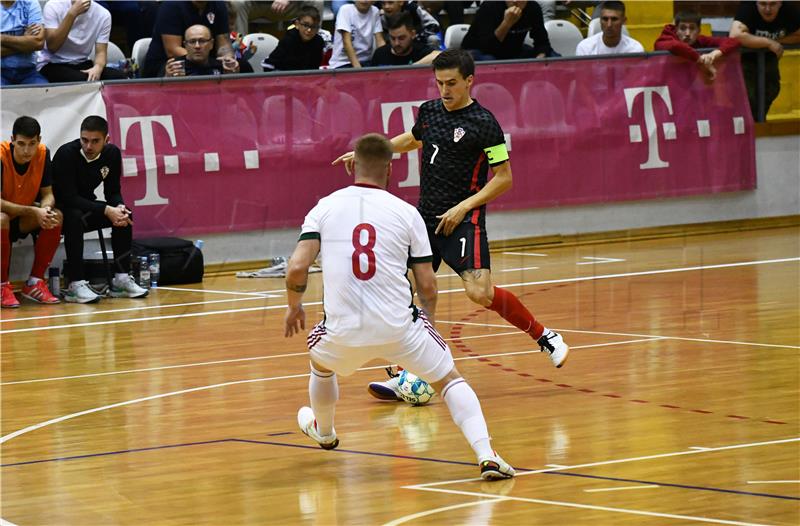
left=263, top=5, right=324, bottom=71
left=0, top=0, right=47, bottom=85
left=418, top=1, right=465, bottom=26
left=575, top=1, right=644, bottom=56
left=730, top=0, right=800, bottom=120
left=655, top=11, right=739, bottom=82
left=143, top=0, right=239, bottom=78
left=373, top=11, right=440, bottom=66
left=381, top=1, right=441, bottom=49
left=1, top=116, right=61, bottom=308
left=164, top=24, right=240, bottom=76
left=227, top=0, right=323, bottom=36
left=37, top=0, right=125, bottom=82
left=53, top=116, right=148, bottom=304
left=329, top=0, right=385, bottom=68
left=461, top=0, right=555, bottom=61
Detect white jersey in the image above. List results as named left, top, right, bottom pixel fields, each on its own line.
left=301, top=184, right=432, bottom=346
left=575, top=33, right=644, bottom=56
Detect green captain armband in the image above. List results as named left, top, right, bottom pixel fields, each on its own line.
left=484, top=143, right=509, bottom=165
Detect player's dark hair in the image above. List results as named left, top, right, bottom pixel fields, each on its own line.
left=674, top=11, right=701, bottom=26
left=432, top=49, right=474, bottom=79
left=599, top=1, right=626, bottom=15
left=355, top=133, right=393, bottom=165
left=297, top=5, right=320, bottom=24
left=12, top=116, right=40, bottom=138
left=81, top=115, right=109, bottom=136
left=386, top=11, right=415, bottom=31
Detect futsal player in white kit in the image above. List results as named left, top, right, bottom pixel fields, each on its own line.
left=284, top=133, right=514, bottom=480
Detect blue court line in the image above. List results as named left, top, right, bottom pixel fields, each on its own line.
left=546, top=471, right=800, bottom=501
left=1, top=439, right=233, bottom=467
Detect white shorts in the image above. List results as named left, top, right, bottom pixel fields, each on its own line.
left=306, top=312, right=455, bottom=383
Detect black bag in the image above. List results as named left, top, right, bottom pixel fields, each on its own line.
left=131, top=237, right=204, bottom=285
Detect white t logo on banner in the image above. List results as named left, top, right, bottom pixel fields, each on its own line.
left=119, top=115, right=177, bottom=206
left=380, top=100, right=426, bottom=188
left=624, top=86, right=674, bottom=170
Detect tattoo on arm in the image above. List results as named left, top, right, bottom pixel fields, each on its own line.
left=287, top=283, right=307, bottom=293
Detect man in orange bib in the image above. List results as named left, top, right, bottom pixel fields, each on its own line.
left=1, top=116, right=62, bottom=307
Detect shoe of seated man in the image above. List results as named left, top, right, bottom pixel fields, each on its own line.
left=537, top=330, right=569, bottom=368
left=110, top=274, right=149, bottom=298
left=21, top=279, right=60, bottom=304
left=479, top=452, right=515, bottom=481
left=1, top=282, right=20, bottom=308
left=63, top=280, right=101, bottom=304
left=367, top=366, right=402, bottom=401
left=297, top=406, right=339, bottom=450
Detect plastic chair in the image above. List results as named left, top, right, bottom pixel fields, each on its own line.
left=90, top=41, right=126, bottom=63
left=519, top=80, right=574, bottom=135
left=472, top=82, right=519, bottom=130
left=587, top=18, right=630, bottom=36
left=544, top=20, right=583, bottom=56
left=243, top=33, right=280, bottom=72
left=444, top=24, right=470, bottom=50
left=131, top=37, right=151, bottom=73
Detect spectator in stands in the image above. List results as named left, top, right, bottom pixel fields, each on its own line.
left=227, top=0, right=323, bottom=36
left=418, top=1, right=465, bottom=26
left=164, top=24, right=240, bottom=76
left=575, top=1, right=643, bottom=56
left=654, top=11, right=739, bottom=82
left=143, top=0, right=238, bottom=78
left=0, top=0, right=47, bottom=85
left=329, top=0, right=384, bottom=68
left=730, top=0, right=800, bottom=120
left=381, top=1, right=441, bottom=49
left=373, top=11, right=440, bottom=66
left=263, top=4, right=324, bottom=71
left=1, top=116, right=61, bottom=308
left=37, top=0, right=125, bottom=82
left=461, top=0, right=555, bottom=60
left=53, top=115, right=148, bottom=304
left=97, top=1, right=157, bottom=54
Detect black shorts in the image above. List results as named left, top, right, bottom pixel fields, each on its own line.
left=428, top=221, right=490, bottom=274
left=9, top=217, right=38, bottom=243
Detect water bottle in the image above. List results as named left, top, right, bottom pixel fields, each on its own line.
left=194, top=239, right=204, bottom=250
left=139, top=255, right=151, bottom=289
left=48, top=267, right=60, bottom=296
left=149, top=253, right=160, bottom=288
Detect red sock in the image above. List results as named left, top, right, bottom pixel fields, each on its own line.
left=488, top=286, right=545, bottom=339
left=1, top=227, right=10, bottom=283
left=31, top=225, right=61, bottom=279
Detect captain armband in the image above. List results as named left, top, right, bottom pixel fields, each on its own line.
left=484, top=143, right=509, bottom=165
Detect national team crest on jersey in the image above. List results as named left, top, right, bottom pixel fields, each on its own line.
left=453, top=127, right=465, bottom=143
left=100, top=166, right=109, bottom=179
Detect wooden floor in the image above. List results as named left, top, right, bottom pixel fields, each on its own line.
left=1, top=226, right=798, bottom=526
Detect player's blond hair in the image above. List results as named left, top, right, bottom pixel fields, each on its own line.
left=354, top=133, right=393, bottom=182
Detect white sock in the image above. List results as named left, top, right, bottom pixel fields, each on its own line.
left=442, top=378, right=493, bottom=460
left=26, top=276, right=42, bottom=286
left=114, top=273, right=128, bottom=282
left=309, top=363, right=338, bottom=436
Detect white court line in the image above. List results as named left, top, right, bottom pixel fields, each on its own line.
left=437, top=257, right=800, bottom=295
left=577, top=256, right=626, bottom=265
left=382, top=498, right=509, bottom=526
left=690, top=447, right=713, bottom=451
left=584, top=485, right=660, bottom=492
left=438, top=320, right=800, bottom=350
left=1, top=519, right=19, bottom=526
left=546, top=464, right=568, bottom=469
left=503, top=252, right=548, bottom=257
left=406, top=437, right=800, bottom=489
left=3, top=256, right=797, bottom=335
left=501, top=266, right=540, bottom=272
left=746, top=481, right=800, bottom=484
left=156, top=286, right=276, bottom=297
left=406, top=487, right=770, bottom=526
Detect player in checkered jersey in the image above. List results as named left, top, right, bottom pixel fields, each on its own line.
left=285, top=134, right=514, bottom=480
left=334, top=50, right=569, bottom=402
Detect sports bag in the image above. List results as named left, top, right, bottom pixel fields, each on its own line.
left=131, top=237, right=204, bottom=285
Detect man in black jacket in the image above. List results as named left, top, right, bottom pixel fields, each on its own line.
left=53, top=116, right=148, bottom=303
left=461, top=0, right=554, bottom=60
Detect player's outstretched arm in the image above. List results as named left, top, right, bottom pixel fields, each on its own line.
left=390, top=131, right=423, bottom=154
left=410, top=262, right=438, bottom=326
left=284, top=238, right=320, bottom=337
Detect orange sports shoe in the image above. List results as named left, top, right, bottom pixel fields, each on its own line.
left=21, top=280, right=60, bottom=304
left=1, top=282, right=20, bottom=308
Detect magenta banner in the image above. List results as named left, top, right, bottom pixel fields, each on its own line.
left=102, top=54, right=755, bottom=237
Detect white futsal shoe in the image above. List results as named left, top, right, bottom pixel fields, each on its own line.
left=537, top=330, right=569, bottom=368
left=478, top=452, right=516, bottom=481
left=367, top=366, right=403, bottom=401
left=297, top=407, right=339, bottom=450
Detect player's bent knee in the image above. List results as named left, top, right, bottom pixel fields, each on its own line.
left=464, top=286, right=492, bottom=307
left=431, top=367, right=462, bottom=393
left=310, top=359, right=333, bottom=375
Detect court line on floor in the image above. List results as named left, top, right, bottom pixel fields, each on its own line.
left=0, top=337, right=652, bottom=386
left=404, top=487, right=772, bottom=526
left=382, top=498, right=509, bottom=526
left=2, top=256, right=797, bottom=333
left=156, top=286, right=277, bottom=297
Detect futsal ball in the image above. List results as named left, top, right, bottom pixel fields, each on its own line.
left=397, top=370, right=436, bottom=406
